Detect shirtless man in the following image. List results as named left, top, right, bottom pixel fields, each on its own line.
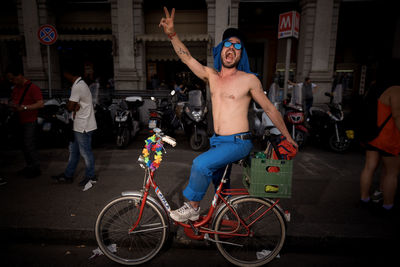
left=159, top=7, right=297, bottom=222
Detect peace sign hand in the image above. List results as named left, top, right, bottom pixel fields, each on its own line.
left=159, top=7, right=175, bottom=35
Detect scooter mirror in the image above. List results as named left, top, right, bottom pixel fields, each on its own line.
left=170, top=90, right=176, bottom=96
left=153, top=127, right=162, bottom=134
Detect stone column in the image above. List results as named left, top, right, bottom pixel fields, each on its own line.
left=133, top=0, right=145, bottom=89
left=111, top=0, right=139, bottom=91
left=296, top=0, right=340, bottom=103
left=206, top=0, right=216, bottom=68
left=17, top=0, right=46, bottom=89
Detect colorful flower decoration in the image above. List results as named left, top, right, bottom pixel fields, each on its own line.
left=142, top=135, right=163, bottom=171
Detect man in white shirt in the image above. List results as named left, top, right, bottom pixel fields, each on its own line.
left=52, top=63, right=97, bottom=186
left=268, top=77, right=283, bottom=103
left=288, top=77, right=317, bottom=116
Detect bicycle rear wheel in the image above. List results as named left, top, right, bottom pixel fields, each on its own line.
left=213, top=197, right=286, bottom=267
left=95, top=196, right=168, bottom=265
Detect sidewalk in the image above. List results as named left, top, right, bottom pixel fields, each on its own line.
left=0, top=133, right=399, bottom=251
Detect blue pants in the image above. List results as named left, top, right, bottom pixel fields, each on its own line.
left=183, top=133, right=253, bottom=202
left=65, top=130, right=95, bottom=178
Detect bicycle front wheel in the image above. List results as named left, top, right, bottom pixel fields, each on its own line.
left=95, top=196, right=168, bottom=265
left=213, top=197, right=286, bottom=267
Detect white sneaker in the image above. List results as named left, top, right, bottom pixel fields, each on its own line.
left=170, top=202, right=200, bottom=222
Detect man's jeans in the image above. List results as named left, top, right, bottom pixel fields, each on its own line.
left=304, top=97, right=313, bottom=118
left=65, top=130, right=95, bottom=178
left=22, top=122, right=40, bottom=169
left=183, top=133, right=253, bottom=202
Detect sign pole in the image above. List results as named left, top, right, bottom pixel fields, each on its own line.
left=283, top=38, right=291, bottom=100
left=47, top=45, right=52, bottom=98
left=37, top=24, right=57, bottom=99
left=278, top=11, right=300, bottom=102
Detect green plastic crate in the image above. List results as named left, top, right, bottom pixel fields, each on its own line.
left=243, top=157, right=293, bottom=198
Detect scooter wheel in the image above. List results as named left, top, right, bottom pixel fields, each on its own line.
left=116, top=128, right=130, bottom=148
left=293, top=130, right=307, bottom=149
left=328, top=133, right=350, bottom=153
left=190, top=130, right=207, bottom=151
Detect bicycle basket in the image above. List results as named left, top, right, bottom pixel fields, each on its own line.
left=243, top=157, right=293, bottom=198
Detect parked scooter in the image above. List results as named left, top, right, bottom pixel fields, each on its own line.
left=307, top=92, right=352, bottom=152
left=112, top=96, right=143, bottom=148
left=92, top=100, right=114, bottom=147
left=249, top=100, right=281, bottom=147
left=283, top=100, right=308, bottom=148
left=36, top=98, right=71, bottom=147
left=148, top=90, right=182, bottom=135
left=182, top=90, right=208, bottom=151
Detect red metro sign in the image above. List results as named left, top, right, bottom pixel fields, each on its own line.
left=278, top=11, right=300, bottom=39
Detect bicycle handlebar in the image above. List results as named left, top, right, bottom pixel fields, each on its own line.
left=138, top=128, right=177, bottom=171
left=161, top=135, right=177, bottom=147
left=152, top=127, right=177, bottom=147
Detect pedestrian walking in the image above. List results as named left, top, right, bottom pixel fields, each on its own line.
left=268, top=77, right=283, bottom=103
left=174, top=80, right=187, bottom=102
left=6, top=65, right=44, bottom=178
left=288, top=77, right=318, bottom=116
left=52, top=62, right=97, bottom=187
left=359, top=60, right=400, bottom=215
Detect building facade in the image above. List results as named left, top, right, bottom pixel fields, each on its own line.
left=1, top=0, right=399, bottom=105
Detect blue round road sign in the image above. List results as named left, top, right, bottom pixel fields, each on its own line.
left=37, top=24, right=58, bottom=45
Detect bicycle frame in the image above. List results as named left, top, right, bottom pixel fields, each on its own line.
left=129, top=163, right=282, bottom=239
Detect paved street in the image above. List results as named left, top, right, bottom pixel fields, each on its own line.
left=0, top=131, right=399, bottom=266
left=1, top=242, right=395, bottom=267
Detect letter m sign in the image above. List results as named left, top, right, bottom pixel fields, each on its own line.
left=278, top=11, right=300, bottom=39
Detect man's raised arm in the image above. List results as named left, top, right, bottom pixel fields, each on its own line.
left=159, top=7, right=210, bottom=82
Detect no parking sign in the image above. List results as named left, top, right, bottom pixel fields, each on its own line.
left=37, top=24, right=58, bottom=45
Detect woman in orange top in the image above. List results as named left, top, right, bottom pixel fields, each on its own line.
left=371, top=86, right=400, bottom=210
left=360, top=85, right=400, bottom=213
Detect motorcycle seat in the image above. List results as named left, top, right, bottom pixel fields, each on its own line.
left=125, top=96, right=143, bottom=102
left=285, top=103, right=303, bottom=111
left=309, top=106, right=328, bottom=115
left=149, top=108, right=163, bottom=112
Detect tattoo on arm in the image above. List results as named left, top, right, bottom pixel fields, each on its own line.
left=177, top=47, right=190, bottom=56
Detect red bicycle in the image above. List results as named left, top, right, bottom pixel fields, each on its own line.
left=95, top=130, right=289, bottom=266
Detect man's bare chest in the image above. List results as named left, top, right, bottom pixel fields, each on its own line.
left=210, top=78, right=248, bottom=102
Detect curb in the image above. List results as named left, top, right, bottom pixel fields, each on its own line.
left=1, top=227, right=396, bottom=252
